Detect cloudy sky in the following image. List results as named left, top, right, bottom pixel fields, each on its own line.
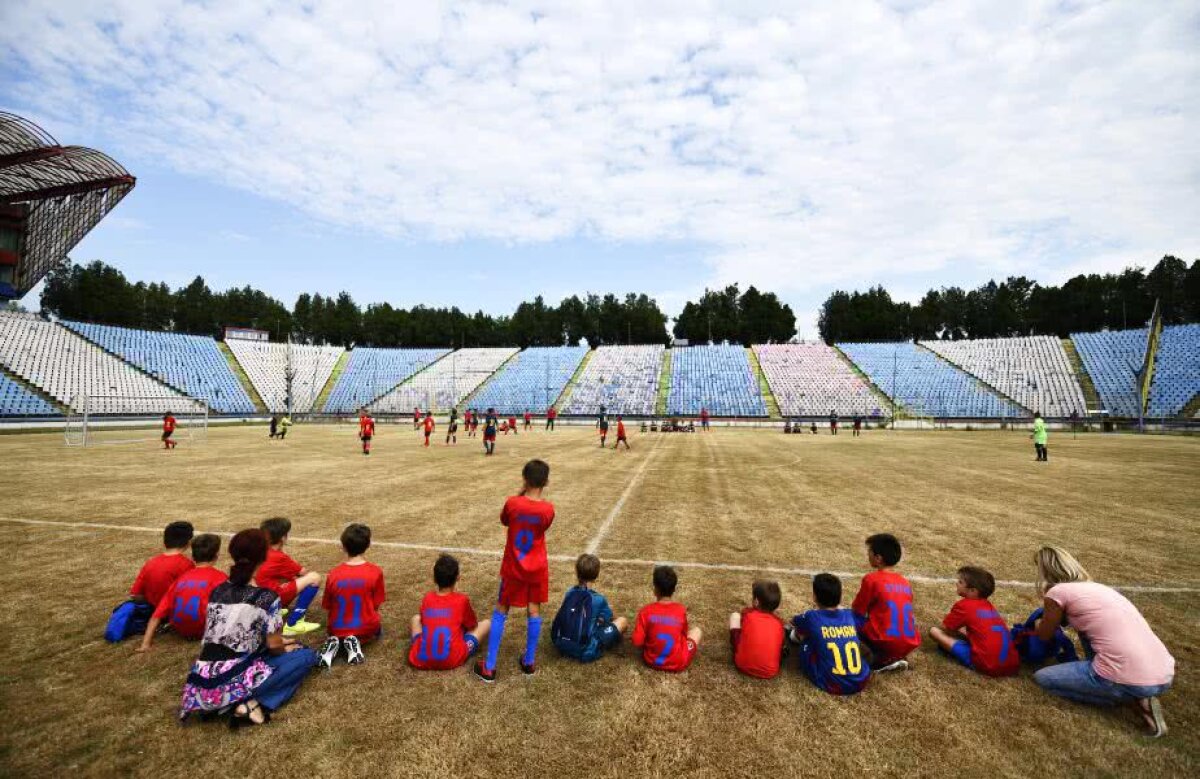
left=2, top=0, right=1197, bottom=336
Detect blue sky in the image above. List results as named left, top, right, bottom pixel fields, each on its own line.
left=2, top=1, right=1197, bottom=337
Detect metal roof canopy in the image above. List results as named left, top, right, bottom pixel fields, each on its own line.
left=0, top=112, right=135, bottom=299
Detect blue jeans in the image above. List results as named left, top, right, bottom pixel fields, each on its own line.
left=1034, top=660, right=1171, bottom=706
left=254, top=648, right=318, bottom=711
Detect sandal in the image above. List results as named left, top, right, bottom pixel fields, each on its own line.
left=1135, top=697, right=1167, bottom=738
left=228, top=699, right=271, bottom=730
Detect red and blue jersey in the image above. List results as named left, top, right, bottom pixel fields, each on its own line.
left=152, top=566, right=228, bottom=639
left=322, top=561, right=385, bottom=638
left=408, top=590, right=478, bottom=670
left=792, top=608, right=870, bottom=695
left=942, top=597, right=1019, bottom=677
left=851, top=570, right=921, bottom=659
left=499, top=495, right=554, bottom=584
left=633, top=601, right=693, bottom=672
left=131, top=552, right=195, bottom=607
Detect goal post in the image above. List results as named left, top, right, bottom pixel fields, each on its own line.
left=64, top=395, right=209, bottom=447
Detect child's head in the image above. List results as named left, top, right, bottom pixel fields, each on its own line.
left=752, top=579, right=781, bottom=612
left=865, top=533, right=902, bottom=568
left=522, top=459, right=550, bottom=490
left=163, top=521, right=194, bottom=550
left=190, top=533, right=221, bottom=564
left=260, top=517, right=291, bottom=545
left=575, top=553, right=600, bottom=584
left=341, top=523, right=371, bottom=557
left=228, top=529, right=269, bottom=586
left=812, top=573, right=842, bottom=608
left=1035, top=546, right=1090, bottom=595
left=956, top=566, right=996, bottom=599
left=433, top=553, right=459, bottom=589
left=652, top=565, right=677, bottom=598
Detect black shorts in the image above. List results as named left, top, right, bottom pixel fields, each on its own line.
left=161, top=431, right=173, bottom=441
left=361, top=435, right=372, bottom=442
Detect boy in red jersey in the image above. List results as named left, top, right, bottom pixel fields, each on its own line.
left=474, top=459, right=554, bottom=682
left=422, top=411, right=435, bottom=446
left=929, top=566, right=1019, bottom=677
left=162, top=411, right=177, bottom=449
left=137, top=534, right=226, bottom=651
left=508, top=414, right=518, bottom=435
left=106, top=521, right=194, bottom=641
left=633, top=565, right=702, bottom=672
left=545, top=406, right=556, bottom=431
left=729, top=580, right=785, bottom=679
left=699, top=407, right=709, bottom=431
left=614, top=415, right=630, bottom=450
left=256, top=517, right=323, bottom=636
left=413, top=407, right=421, bottom=429
left=319, top=524, right=386, bottom=668
left=358, top=410, right=375, bottom=456
left=410, top=554, right=491, bottom=671
left=523, top=410, right=532, bottom=431
left=851, top=533, right=920, bottom=672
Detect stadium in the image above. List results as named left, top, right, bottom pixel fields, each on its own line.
left=2, top=4, right=1198, bottom=779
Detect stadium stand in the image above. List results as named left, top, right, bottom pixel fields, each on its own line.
left=0, top=372, right=59, bottom=415
left=1069, top=328, right=1146, bottom=417
left=225, top=339, right=343, bottom=413
left=323, top=347, right=450, bottom=413
left=1148, top=324, right=1200, bottom=418
left=0, top=311, right=195, bottom=413
left=922, top=336, right=1086, bottom=418
left=469, top=345, right=589, bottom=415
left=837, top=341, right=1025, bottom=418
left=668, top=344, right=767, bottom=417
left=62, top=320, right=256, bottom=414
left=754, top=342, right=884, bottom=417
left=370, top=347, right=518, bottom=413
left=561, top=344, right=663, bottom=416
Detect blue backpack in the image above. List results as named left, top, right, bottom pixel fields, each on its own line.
left=1010, top=607, right=1078, bottom=665
left=551, top=588, right=596, bottom=659
left=104, top=600, right=153, bottom=643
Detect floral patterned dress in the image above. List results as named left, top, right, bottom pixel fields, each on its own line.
left=179, top=581, right=282, bottom=719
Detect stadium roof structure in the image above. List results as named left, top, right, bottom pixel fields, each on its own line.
left=0, top=111, right=135, bottom=299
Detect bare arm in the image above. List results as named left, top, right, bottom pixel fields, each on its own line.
left=135, top=616, right=163, bottom=652
left=1034, top=597, right=1065, bottom=642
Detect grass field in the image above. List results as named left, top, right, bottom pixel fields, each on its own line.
left=0, top=423, right=1196, bottom=778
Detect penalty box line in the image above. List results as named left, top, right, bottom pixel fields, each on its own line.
left=2, top=515, right=1197, bottom=596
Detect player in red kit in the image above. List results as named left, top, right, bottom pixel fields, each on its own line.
left=508, top=414, right=518, bottom=435
left=474, top=459, right=554, bottom=682
left=633, top=565, right=702, bottom=672
left=422, top=412, right=435, bottom=447
left=545, top=406, right=557, bottom=431
left=523, top=410, right=532, bottom=431
left=410, top=554, right=491, bottom=671
left=929, top=566, right=1019, bottom=677
left=137, top=534, right=226, bottom=650
left=319, top=524, right=386, bottom=668
left=851, top=533, right=920, bottom=672
left=358, top=410, right=375, bottom=456
left=413, top=407, right=421, bottom=429
left=614, top=415, right=630, bottom=450
left=105, top=521, right=195, bottom=642
left=729, top=580, right=785, bottom=679
left=162, top=412, right=178, bottom=449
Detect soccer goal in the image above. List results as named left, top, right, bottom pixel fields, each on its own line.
left=64, top=395, right=209, bottom=447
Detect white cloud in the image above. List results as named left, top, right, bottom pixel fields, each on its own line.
left=2, top=0, right=1197, bottom=334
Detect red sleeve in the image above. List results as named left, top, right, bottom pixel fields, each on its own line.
left=282, top=554, right=302, bottom=579
left=373, top=569, right=386, bottom=607
left=130, top=561, right=149, bottom=597
left=544, top=504, right=555, bottom=530
left=850, top=575, right=873, bottom=617
left=632, top=609, right=647, bottom=647
left=942, top=600, right=968, bottom=632
left=461, top=597, right=478, bottom=631
left=152, top=586, right=174, bottom=620
left=321, top=576, right=334, bottom=611
left=500, top=499, right=512, bottom=527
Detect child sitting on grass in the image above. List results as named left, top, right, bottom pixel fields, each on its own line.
left=851, top=533, right=920, bottom=672
left=729, top=580, right=785, bottom=679
left=633, top=565, right=702, bottom=672
left=552, top=554, right=628, bottom=662
left=105, top=521, right=194, bottom=642
left=790, top=574, right=870, bottom=695
left=137, top=533, right=227, bottom=651
left=319, top=523, right=386, bottom=668
left=409, top=554, right=491, bottom=671
left=256, top=517, right=322, bottom=636
left=929, top=566, right=1020, bottom=677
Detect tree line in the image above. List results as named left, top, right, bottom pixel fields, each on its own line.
left=38, top=261, right=690, bottom=348
left=818, top=256, right=1200, bottom=343
left=672, top=284, right=797, bottom=344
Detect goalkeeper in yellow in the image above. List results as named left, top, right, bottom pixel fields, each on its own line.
left=1031, top=412, right=1048, bottom=462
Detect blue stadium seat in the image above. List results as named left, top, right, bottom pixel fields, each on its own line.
left=324, top=347, right=449, bottom=413
left=0, top=373, right=58, bottom=416
left=667, top=344, right=767, bottom=417
left=1148, top=324, right=1200, bottom=417
left=1069, top=329, right=1146, bottom=417
left=469, top=346, right=589, bottom=415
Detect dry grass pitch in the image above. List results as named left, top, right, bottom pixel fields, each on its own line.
left=0, top=423, right=1196, bottom=778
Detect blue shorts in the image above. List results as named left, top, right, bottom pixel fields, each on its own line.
left=465, top=634, right=480, bottom=656
left=948, top=639, right=973, bottom=669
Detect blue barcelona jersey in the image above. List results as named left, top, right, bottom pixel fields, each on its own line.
left=792, top=608, right=870, bottom=696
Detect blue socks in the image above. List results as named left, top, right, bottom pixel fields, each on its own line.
left=287, top=584, right=319, bottom=626
left=485, top=610, right=507, bottom=671
left=524, top=616, right=542, bottom=666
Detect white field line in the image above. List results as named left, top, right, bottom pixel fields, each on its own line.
left=2, top=515, right=1197, bottom=595
left=585, top=436, right=665, bottom=555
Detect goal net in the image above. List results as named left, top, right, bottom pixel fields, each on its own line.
left=64, top=395, right=209, bottom=447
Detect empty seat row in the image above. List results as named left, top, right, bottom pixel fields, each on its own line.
left=668, top=344, right=767, bottom=417
left=1069, top=329, right=1147, bottom=417
left=469, top=346, right=589, bottom=415
left=370, top=348, right=519, bottom=414
left=0, top=373, right=59, bottom=416
left=754, top=343, right=885, bottom=416
left=226, top=339, right=344, bottom=413
left=1147, top=324, right=1200, bottom=417
left=561, top=345, right=663, bottom=416
left=323, top=347, right=449, bottom=413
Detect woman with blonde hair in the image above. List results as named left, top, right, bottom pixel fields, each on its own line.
left=1031, top=546, right=1174, bottom=737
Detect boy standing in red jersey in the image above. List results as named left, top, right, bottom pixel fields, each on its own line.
left=508, top=414, right=518, bottom=435
left=413, top=407, right=421, bottom=429
left=929, top=566, right=1019, bottom=678
left=256, top=517, right=323, bottom=636
left=319, top=524, right=386, bottom=668
left=422, top=411, right=435, bottom=447
left=137, top=534, right=226, bottom=651
left=474, top=459, right=554, bottom=682
left=106, top=521, right=195, bottom=641
left=614, top=415, right=630, bottom=450
left=358, top=410, right=375, bottom=456
left=410, top=554, right=491, bottom=671
left=545, top=406, right=556, bottom=431
left=633, top=565, right=703, bottom=672
left=523, top=410, right=532, bottom=431
left=851, top=533, right=920, bottom=672
left=729, top=580, right=785, bottom=679
left=162, top=411, right=177, bottom=449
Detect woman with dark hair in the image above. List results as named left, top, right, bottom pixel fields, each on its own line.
left=179, top=529, right=318, bottom=728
